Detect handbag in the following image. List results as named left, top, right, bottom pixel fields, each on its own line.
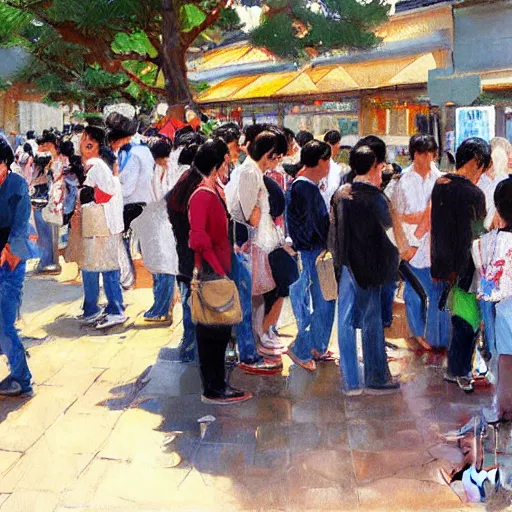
left=82, top=202, right=110, bottom=238
left=41, top=178, right=65, bottom=226
left=190, top=255, right=242, bottom=326
left=251, top=244, right=276, bottom=296
left=316, top=251, right=338, bottom=301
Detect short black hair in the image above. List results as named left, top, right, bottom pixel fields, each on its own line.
left=283, top=127, right=295, bottom=143
left=36, top=129, right=58, bottom=147
left=409, top=134, right=438, bottom=161
left=23, top=142, right=33, bottom=157
left=179, top=144, right=200, bottom=165
left=244, top=124, right=266, bottom=145
left=175, top=130, right=203, bottom=149
left=248, top=131, right=286, bottom=162
left=456, top=137, right=492, bottom=171
left=84, top=126, right=106, bottom=147
left=0, top=138, right=14, bottom=168
left=105, top=113, right=137, bottom=142
left=73, top=124, right=85, bottom=134
left=349, top=145, right=377, bottom=176
left=194, top=139, right=229, bottom=177
left=494, top=177, right=512, bottom=226
left=324, top=130, right=341, bottom=146
left=296, top=130, right=314, bottom=148
left=301, top=141, right=331, bottom=168
left=353, top=135, right=386, bottom=164
left=26, top=130, right=36, bottom=140
left=150, top=140, right=172, bottom=160
left=214, top=124, right=241, bottom=145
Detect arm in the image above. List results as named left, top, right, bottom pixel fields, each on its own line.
left=390, top=202, right=416, bottom=261
left=118, top=152, right=140, bottom=198
left=4, top=179, right=30, bottom=266
left=239, top=170, right=261, bottom=226
left=188, top=193, right=227, bottom=276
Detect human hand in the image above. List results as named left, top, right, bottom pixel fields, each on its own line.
left=401, top=246, right=417, bottom=262
left=491, top=212, right=506, bottom=230
left=0, top=244, right=21, bottom=271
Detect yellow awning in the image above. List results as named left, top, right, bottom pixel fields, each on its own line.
left=197, top=52, right=440, bottom=103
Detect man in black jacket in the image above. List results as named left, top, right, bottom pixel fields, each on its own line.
left=431, top=138, right=489, bottom=393
left=329, top=138, right=402, bottom=395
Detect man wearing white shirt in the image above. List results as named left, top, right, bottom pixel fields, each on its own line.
left=391, top=134, right=450, bottom=350
left=321, top=130, right=343, bottom=209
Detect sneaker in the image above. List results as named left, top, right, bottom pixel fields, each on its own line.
left=286, top=349, right=317, bottom=372
left=443, top=371, right=458, bottom=384
left=238, top=359, right=283, bottom=375
left=260, top=334, right=285, bottom=352
left=257, top=344, right=284, bottom=358
left=79, top=310, right=105, bottom=325
left=366, top=380, right=401, bottom=395
left=0, top=377, right=23, bottom=397
left=343, top=388, right=364, bottom=397
left=96, top=314, right=128, bottom=330
left=312, top=349, right=338, bottom=362
left=34, top=264, right=61, bottom=276
left=456, top=375, right=475, bottom=393
left=201, top=387, right=253, bottom=405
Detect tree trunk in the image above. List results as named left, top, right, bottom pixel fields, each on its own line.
left=160, top=0, right=194, bottom=120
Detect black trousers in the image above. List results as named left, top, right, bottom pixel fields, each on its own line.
left=196, top=323, right=232, bottom=395
left=123, top=203, right=146, bottom=233
left=448, top=315, right=479, bottom=377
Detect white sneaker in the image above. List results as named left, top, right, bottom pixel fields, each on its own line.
left=96, top=314, right=128, bottom=330
left=79, top=310, right=105, bottom=325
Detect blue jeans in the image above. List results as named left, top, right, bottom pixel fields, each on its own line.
left=289, top=249, right=336, bottom=362
left=404, top=266, right=450, bottom=348
left=33, top=208, right=54, bottom=268
left=0, top=263, right=32, bottom=390
left=82, top=270, right=124, bottom=317
left=145, top=274, right=175, bottom=318
left=231, top=251, right=259, bottom=363
left=178, top=281, right=197, bottom=362
left=337, top=266, right=392, bottom=391
left=382, top=280, right=398, bottom=327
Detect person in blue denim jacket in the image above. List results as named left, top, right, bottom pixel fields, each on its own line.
left=0, top=138, right=33, bottom=396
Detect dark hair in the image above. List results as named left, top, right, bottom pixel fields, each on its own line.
left=283, top=127, right=295, bottom=144
left=36, top=129, right=58, bottom=147
left=324, top=130, right=341, bottom=146
left=391, top=163, right=402, bottom=175
left=456, top=137, right=492, bottom=171
left=174, top=126, right=195, bottom=149
left=175, top=130, right=203, bottom=149
left=100, top=147, right=117, bottom=168
left=349, top=145, right=377, bottom=176
left=494, top=177, right=512, bottom=226
left=105, top=113, right=137, bottom=142
left=73, top=124, right=85, bottom=134
left=150, top=140, right=172, bottom=160
left=26, top=130, right=36, bottom=140
left=353, top=135, right=386, bottom=163
left=194, top=139, right=229, bottom=177
left=248, top=131, right=284, bottom=162
left=214, top=123, right=241, bottom=145
left=301, top=141, right=331, bottom=168
left=59, top=140, right=75, bottom=158
left=409, top=134, right=438, bottom=161
left=244, top=124, right=266, bottom=145
left=0, top=138, right=14, bottom=168
left=84, top=126, right=107, bottom=147
left=23, top=142, right=33, bottom=157
left=296, top=130, right=314, bottom=148
left=266, top=126, right=288, bottom=156
left=179, top=144, right=200, bottom=165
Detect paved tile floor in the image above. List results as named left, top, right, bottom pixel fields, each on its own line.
left=0, top=264, right=510, bottom=510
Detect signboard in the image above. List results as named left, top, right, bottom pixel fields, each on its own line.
left=455, top=106, right=495, bottom=149
left=284, top=100, right=357, bottom=115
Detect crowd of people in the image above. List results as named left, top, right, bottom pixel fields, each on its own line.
left=0, top=111, right=511, bottom=423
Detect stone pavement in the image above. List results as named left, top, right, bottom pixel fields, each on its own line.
left=0, top=262, right=509, bottom=511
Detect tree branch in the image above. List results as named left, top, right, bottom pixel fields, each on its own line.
left=122, top=68, right=164, bottom=95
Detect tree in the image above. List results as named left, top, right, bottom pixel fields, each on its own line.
left=0, top=0, right=389, bottom=115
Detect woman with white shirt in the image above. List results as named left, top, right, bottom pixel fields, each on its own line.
left=66, top=126, right=126, bottom=329
left=131, top=139, right=179, bottom=323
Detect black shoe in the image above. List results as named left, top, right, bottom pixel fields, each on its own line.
left=201, top=386, right=253, bottom=405
left=366, top=380, right=401, bottom=395
left=0, top=377, right=33, bottom=397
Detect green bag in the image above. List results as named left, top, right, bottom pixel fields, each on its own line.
left=448, top=286, right=481, bottom=332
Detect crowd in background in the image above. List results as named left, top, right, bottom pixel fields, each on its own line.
left=0, top=113, right=511, bottom=424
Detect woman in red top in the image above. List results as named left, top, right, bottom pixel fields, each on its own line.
left=188, top=139, right=252, bottom=405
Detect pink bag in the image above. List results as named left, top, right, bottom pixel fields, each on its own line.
left=251, top=244, right=276, bottom=296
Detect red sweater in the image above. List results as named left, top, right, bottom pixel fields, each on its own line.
left=188, top=187, right=231, bottom=276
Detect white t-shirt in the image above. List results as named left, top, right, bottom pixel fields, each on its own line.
left=391, top=163, right=442, bottom=268
left=319, top=159, right=342, bottom=209
left=84, top=158, right=124, bottom=235
left=478, top=172, right=506, bottom=230
left=119, top=144, right=155, bottom=205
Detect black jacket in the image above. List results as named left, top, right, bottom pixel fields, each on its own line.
left=329, top=182, right=398, bottom=289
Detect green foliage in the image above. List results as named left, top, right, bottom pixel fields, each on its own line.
left=112, top=32, right=158, bottom=58
left=251, top=0, right=389, bottom=59
left=180, top=4, right=207, bottom=33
